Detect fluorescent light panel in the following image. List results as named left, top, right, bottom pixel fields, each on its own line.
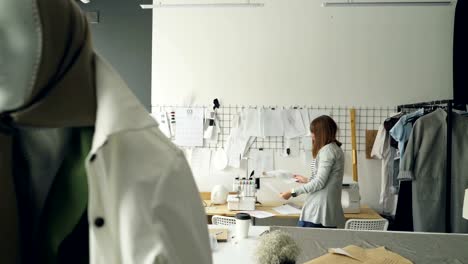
left=141, top=3, right=264, bottom=9
left=322, top=1, right=452, bottom=6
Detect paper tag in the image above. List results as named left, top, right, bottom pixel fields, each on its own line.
left=329, top=248, right=362, bottom=261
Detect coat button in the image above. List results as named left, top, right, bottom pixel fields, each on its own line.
left=90, top=154, right=97, bottom=162
left=94, top=217, right=105, bottom=228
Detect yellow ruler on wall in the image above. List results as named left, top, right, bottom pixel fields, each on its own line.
left=350, top=108, right=358, bottom=182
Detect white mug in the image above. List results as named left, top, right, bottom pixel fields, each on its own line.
left=235, top=213, right=251, bottom=240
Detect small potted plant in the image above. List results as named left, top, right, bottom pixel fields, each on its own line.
left=255, top=230, right=301, bottom=264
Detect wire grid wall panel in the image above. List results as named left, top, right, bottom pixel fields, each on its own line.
left=152, top=105, right=396, bottom=152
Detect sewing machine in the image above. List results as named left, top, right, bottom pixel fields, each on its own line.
left=227, top=177, right=256, bottom=211
left=341, top=183, right=361, bottom=213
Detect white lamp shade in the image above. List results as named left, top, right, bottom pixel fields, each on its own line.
left=464, top=189, right=468, bottom=220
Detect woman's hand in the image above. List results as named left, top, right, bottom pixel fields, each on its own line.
left=294, top=175, right=309, bottom=183
left=280, top=191, right=292, bottom=200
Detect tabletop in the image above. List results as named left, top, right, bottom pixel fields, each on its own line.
left=204, top=200, right=382, bottom=220
left=208, top=224, right=270, bottom=264
left=273, top=226, right=468, bottom=264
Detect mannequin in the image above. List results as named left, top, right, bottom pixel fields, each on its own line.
left=0, top=1, right=86, bottom=263
left=0, top=0, right=72, bottom=223
left=0, top=0, right=41, bottom=111
left=1, top=0, right=212, bottom=263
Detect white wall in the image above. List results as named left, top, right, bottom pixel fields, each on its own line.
left=152, top=0, right=455, bottom=106
left=151, top=0, right=456, bottom=213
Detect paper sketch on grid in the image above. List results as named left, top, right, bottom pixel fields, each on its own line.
left=248, top=149, right=275, bottom=175
left=204, top=109, right=221, bottom=143
left=241, top=108, right=263, bottom=137
left=151, top=111, right=171, bottom=138
left=309, top=109, right=331, bottom=122
left=262, top=108, right=284, bottom=137
left=175, top=107, right=204, bottom=147
left=225, top=127, right=254, bottom=168
left=282, top=109, right=307, bottom=139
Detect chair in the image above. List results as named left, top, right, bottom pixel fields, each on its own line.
left=344, top=219, right=389, bottom=231
left=212, top=215, right=237, bottom=226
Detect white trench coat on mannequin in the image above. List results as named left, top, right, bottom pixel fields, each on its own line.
left=85, top=55, right=212, bottom=264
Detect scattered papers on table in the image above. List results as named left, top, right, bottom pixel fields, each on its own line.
left=241, top=210, right=275, bottom=219
left=273, top=204, right=302, bottom=215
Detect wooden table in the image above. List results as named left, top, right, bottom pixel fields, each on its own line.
left=204, top=200, right=382, bottom=221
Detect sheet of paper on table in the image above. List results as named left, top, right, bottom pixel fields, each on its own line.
left=273, top=204, right=302, bottom=215
left=241, top=210, right=275, bottom=219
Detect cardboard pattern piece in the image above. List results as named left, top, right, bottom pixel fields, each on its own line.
left=365, top=130, right=379, bottom=159
left=209, top=228, right=229, bottom=242
left=305, top=245, right=413, bottom=264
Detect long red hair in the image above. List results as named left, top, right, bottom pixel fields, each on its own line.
left=310, top=115, right=342, bottom=158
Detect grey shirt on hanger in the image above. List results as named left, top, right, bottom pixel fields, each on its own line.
left=400, top=109, right=468, bottom=233
left=451, top=113, right=468, bottom=233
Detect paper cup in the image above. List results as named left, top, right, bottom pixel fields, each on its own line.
left=235, top=213, right=251, bottom=239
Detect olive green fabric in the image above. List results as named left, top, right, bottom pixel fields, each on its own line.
left=38, top=127, right=94, bottom=264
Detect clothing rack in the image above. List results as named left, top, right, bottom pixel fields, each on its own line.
left=397, top=99, right=453, bottom=232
